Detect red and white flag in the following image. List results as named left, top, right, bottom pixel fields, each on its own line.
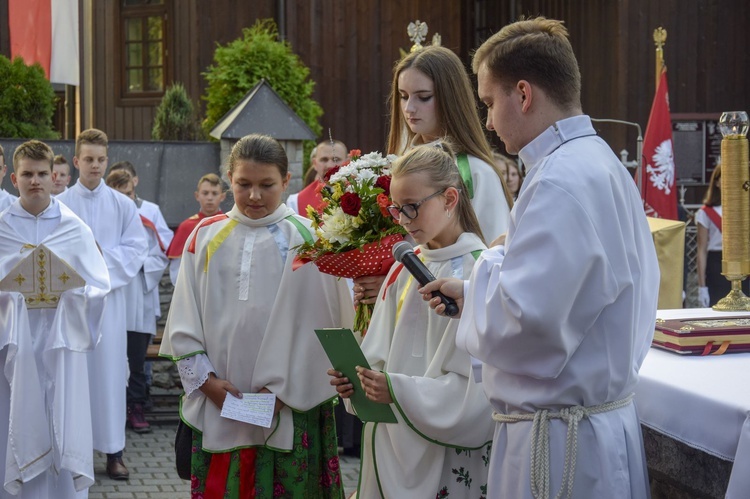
left=8, top=0, right=80, bottom=86
left=641, top=68, right=677, bottom=219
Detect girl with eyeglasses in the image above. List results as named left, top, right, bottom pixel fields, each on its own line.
left=329, top=144, right=494, bottom=499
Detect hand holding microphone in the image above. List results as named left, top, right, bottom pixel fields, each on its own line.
left=392, top=241, right=460, bottom=316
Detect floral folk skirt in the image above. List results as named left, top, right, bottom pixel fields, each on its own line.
left=190, top=401, right=343, bottom=499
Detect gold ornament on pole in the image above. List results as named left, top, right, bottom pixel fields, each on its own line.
left=399, top=21, right=442, bottom=59
left=653, top=28, right=667, bottom=89
left=407, top=20, right=428, bottom=52
left=713, top=111, right=750, bottom=311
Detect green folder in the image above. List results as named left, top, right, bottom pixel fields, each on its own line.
left=315, top=328, right=397, bottom=423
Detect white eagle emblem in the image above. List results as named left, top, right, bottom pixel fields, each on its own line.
left=646, top=139, right=675, bottom=194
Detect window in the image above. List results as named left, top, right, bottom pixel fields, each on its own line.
left=119, top=0, right=169, bottom=101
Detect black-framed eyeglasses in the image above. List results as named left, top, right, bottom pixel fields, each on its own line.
left=387, top=189, right=446, bottom=220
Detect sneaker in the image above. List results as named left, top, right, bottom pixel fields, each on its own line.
left=127, top=403, right=152, bottom=433
left=106, top=456, right=130, bottom=480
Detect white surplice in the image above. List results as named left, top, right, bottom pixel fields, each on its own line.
left=57, top=180, right=148, bottom=453
left=0, top=199, right=109, bottom=498
left=465, top=154, right=510, bottom=242
left=122, top=215, right=168, bottom=334
left=353, top=232, right=493, bottom=499
left=137, top=198, right=173, bottom=252
left=0, top=190, right=17, bottom=213
left=160, top=204, right=354, bottom=452
left=137, top=199, right=173, bottom=323
left=457, top=115, right=660, bottom=499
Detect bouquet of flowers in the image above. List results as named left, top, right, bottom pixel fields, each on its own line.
left=294, top=150, right=406, bottom=333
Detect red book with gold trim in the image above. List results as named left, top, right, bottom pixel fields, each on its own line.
left=653, top=316, right=750, bottom=355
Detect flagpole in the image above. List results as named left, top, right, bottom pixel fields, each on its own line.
left=644, top=27, right=668, bottom=201
left=654, top=28, right=667, bottom=88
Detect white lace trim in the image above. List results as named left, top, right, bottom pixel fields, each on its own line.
left=177, top=354, right=215, bottom=398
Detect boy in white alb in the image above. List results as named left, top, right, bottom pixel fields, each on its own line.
left=0, top=140, right=109, bottom=498
left=57, top=129, right=149, bottom=481
left=422, top=18, right=660, bottom=499
left=106, top=168, right=169, bottom=434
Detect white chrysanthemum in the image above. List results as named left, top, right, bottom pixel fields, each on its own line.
left=356, top=168, right=377, bottom=183
left=319, top=208, right=355, bottom=245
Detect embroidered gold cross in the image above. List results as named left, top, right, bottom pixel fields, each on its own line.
left=13, top=274, right=26, bottom=286
left=58, top=272, right=70, bottom=284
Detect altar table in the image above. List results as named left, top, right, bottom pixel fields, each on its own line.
left=635, top=308, right=750, bottom=498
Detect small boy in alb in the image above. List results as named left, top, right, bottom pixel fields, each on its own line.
left=166, top=173, right=225, bottom=285
left=106, top=168, right=169, bottom=434
left=51, top=154, right=72, bottom=195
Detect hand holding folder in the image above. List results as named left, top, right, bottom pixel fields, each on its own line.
left=316, top=328, right=397, bottom=423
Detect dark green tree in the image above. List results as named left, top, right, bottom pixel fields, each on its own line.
left=202, top=19, right=323, bottom=140
left=0, top=56, right=58, bottom=139
left=152, top=82, right=201, bottom=141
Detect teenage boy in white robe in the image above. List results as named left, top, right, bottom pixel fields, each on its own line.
left=58, top=129, right=149, bottom=481
left=421, top=17, right=660, bottom=499
left=0, top=139, right=109, bottom=498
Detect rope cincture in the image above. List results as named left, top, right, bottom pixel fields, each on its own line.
left=492, top=393, right=635, bottom=499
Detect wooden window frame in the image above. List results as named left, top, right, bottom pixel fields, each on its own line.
left=116, top=0, right=172, bottom=107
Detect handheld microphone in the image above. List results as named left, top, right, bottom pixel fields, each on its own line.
left=392, top=241, right=459, bottom=316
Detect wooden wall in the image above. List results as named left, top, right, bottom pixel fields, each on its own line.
left=284, top=0, right=466, bottom=154
left=87, top=0, right=275, bottom=141
left=476, top=0, right=750, bottom=157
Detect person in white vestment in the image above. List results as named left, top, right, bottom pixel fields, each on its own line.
left=421, top=18, right=660, bottom=499
left=160, top=134, right=354, bottom=498
left=109, top=160, right=174, bottom=412
left=106, top=169, right=169, bottom=434
left=330, top=145, right=495, bottom=498
left=57, top=129, right=149, bottom=481
left=51, top=154, right=72, bottom=195
left=353, top=44, right=513, bottom=310
left=0, top=140, right=109, bottom=499
left=0, top=146, right=18, bottom=212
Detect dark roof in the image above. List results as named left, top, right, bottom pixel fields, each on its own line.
left=209, top=79, right=316, bottom=141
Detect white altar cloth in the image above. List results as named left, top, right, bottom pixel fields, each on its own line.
left=635, top=308, right=750, bottom=498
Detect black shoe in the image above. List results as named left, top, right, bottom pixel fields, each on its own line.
left=106, top=456, right=130, bottom=480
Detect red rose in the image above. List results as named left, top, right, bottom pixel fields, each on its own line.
left=301, top=431, right=309, bottom=449
left=349, top=149, right=362, bottom=160
left=340, top=192, right=362, bottom=216
left=376, top=193, right=391, bottom=218
left=375, top=175, right=391, bottom=195
left=327, top=456, right=340, bottom=472
left=273, top=483, right=286, bottom=497
left=323, top=165, right=341, bottom=182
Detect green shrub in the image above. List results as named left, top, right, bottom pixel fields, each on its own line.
left=202, top=19, right=323, bottom=142
left=0, top=56, right=58, bottom=139
left=152, top=82, right=201, bottom=141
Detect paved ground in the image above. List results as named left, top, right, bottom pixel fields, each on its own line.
left=88, top=419, right=360, bottom=498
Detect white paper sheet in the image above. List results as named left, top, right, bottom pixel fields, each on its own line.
left=220, top=393, right=276, bottom=428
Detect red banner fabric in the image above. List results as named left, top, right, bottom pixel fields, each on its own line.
left=9, top=0, right=52, bottom=78
left=641, top=69, right=678, bottom=220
